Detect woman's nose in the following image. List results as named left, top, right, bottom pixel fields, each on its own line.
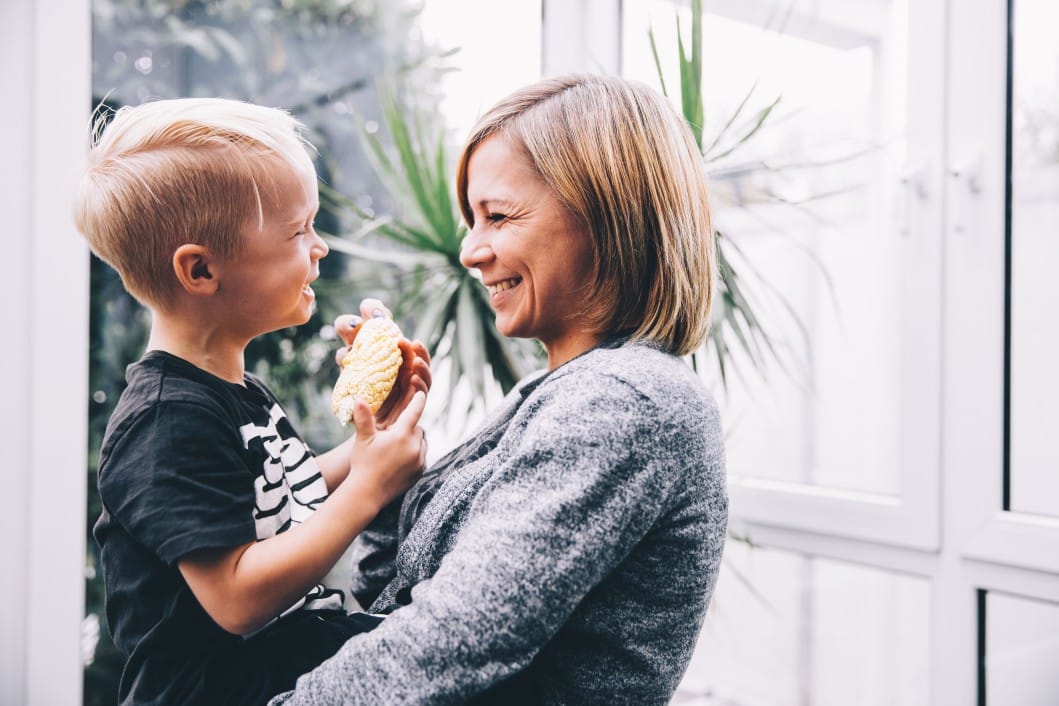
left=459, top=226, right=492, bottom=269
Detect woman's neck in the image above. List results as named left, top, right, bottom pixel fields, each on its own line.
left=544, top=330, right=606, bottom=371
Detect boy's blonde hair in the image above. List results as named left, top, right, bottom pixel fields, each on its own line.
left=456, top=74, right=715, bottom=356
left=74, top=97, right=316, bottom=309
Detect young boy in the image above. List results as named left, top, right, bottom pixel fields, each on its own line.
left=75, top=97, right=430, bottom=706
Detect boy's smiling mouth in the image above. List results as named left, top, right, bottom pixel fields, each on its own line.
left=303, top=274, right=319, bottom=298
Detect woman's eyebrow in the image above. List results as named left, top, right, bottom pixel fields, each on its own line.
left=478, top=197, right=516, bottom=210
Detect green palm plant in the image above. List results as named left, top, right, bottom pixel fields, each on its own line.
left=650, top=0, right=820, bottom=387
left=322, top=88, right=543, bottom=410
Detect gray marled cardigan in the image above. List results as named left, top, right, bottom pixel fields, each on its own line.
left=271, top=339, right=727, bottom=705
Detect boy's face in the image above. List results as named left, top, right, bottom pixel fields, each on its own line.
left=215, top=158, right=327, bottom=339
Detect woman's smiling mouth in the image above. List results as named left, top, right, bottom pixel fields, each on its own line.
left=486, top=277, right=522, bottom=297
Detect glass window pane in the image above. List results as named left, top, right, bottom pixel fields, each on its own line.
left=677, top=542, right=930, bottom=705
left=622, top=0, right=911, bottom=496
left=1009, top=0, right=1059, bottom=518
left=419, top=0, right=542, bottom=142
left=986, top=592, right=1059, bottom=706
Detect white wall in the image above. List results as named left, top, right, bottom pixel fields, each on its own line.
left=0, top=0, right=91, bottom=704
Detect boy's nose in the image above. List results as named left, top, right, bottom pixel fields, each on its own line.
left=313, top=231, right=329, bottom=258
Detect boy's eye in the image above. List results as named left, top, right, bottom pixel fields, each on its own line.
left=486, top=213, right=507, bottom=224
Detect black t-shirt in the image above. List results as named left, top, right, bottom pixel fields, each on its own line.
left=93, top=351, right=374, bottom=706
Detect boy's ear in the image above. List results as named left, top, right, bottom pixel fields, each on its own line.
left=172, top=244, right=220, bottom=296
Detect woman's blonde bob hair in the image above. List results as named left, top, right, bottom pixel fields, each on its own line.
left=456, top=74, right=715, bottom=356
left=73, top=97, right=315, bottom=309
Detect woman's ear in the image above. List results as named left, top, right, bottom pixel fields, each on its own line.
left=172, top=244, right=220, bottom=296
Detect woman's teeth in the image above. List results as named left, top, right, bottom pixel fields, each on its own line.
left=487, top=278, right=521, bottom=296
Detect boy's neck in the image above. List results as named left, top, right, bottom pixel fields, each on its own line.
left=147, top=310, right=248, bottom=385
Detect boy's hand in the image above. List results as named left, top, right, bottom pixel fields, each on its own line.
left=179, top=388, right=427, bottom=637
left=334, top=299, right=432, bottom=430
left=348, top=390, right=428, bottom=506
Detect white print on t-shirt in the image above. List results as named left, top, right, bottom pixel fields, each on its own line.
left=243, top=403, right=325, bottom=538
left=240, top=403, right=354, bottom=614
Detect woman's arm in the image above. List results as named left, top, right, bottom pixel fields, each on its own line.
left=179, top=393, right=426, bottom=635
left=271, top=367, right=726, bottom=704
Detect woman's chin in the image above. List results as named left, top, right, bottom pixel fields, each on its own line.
left=494, top=318, right=525, bottom=340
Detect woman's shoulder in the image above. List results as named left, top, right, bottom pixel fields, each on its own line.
left=559, top=338, right=709, bottom=392
left=541, top=339, right=720, bottom=423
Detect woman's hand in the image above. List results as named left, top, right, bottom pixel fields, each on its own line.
left=334, top=299, right=432, bottom=430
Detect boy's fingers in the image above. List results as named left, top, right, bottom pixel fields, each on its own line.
left=350, top=399, right=377, bottom=441
left=393, top=390, right=427, bottom=433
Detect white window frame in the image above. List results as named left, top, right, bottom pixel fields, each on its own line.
left=1, top=0, right=91, bottom=704
left=947, top=0, right=1059, bottom=580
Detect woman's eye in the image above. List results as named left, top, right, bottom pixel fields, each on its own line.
left=487, top=213, right=507, bottom=224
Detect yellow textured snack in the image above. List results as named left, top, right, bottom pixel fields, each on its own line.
left=331, top=317, right=403, bottom=426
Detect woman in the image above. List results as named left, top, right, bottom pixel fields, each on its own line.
left=273, top=73, right=728, bottom=705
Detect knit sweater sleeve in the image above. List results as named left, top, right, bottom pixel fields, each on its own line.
left=272, top=366, right=712, bottom=705
left=347, top=496, right=402, bottom=609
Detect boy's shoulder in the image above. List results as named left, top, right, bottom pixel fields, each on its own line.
left=103, top=351, right=272, bottom=455
left=114, top=349, right=233, bottom=413
left=120, top=349, right=279, bottom=403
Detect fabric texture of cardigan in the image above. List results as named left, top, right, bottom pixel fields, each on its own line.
left=270, top=338, right=728, bottom=705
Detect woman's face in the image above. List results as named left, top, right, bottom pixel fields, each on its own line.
left=460, top=134, right=601, bottom=369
